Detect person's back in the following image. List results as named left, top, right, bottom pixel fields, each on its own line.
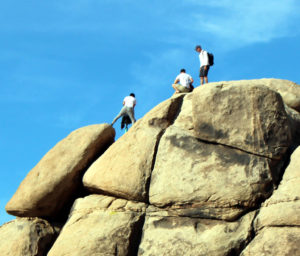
left=111, top=93, right=136, bottom=127
left=176, top=72, right=192, bottom=88
left=123, top=95, right=136, bottom=108
left=172, top=68, right=194, bottom=94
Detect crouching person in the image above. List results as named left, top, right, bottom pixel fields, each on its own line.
left=172, top=69, right=194, bottom=94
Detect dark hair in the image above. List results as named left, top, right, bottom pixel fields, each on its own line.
left=180, top=68, right=186, bottom=73
left=195, top=45, right=201, bottom=50
left=130, top=93, right=135, bottom=97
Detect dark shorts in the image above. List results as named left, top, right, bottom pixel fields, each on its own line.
left=199, top=66, right=210, bottom=77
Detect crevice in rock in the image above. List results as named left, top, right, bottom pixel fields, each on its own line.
left=144, top=95, right=185, bottom=204
left=144, top=129, right=165, bottom=204
left=258, top=224, right=300, bottom=230
left=44, top=138, right=115, bottom=225
left=83, top=185, right=149, bottom=204
left=195, top=136, right=287, bottom=161
left=236, top=210, right=260, bottom=256
left=37, top=220, right=61, bottom=256
left=147, top=202, right=260, bottom=222
left=270, top=144, right=298, bottom=188
left=127, top=213, right=146, bottom=256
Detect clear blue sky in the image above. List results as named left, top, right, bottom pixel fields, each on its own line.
left=1, top=0, right=300, bottom=225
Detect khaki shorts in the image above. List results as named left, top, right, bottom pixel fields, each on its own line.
left=173, top=83, right=191, bottom=93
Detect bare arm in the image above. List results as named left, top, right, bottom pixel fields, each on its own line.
left=174, top=78, right=179, bottom=84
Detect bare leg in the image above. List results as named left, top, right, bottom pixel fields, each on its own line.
left=200, top=77, right=204, bottom=85
left=204, top=76, right=208, bottom=84
left=172, top=83, right=180, bottom=93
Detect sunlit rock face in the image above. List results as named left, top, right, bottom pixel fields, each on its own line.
left=3, top=79, right=300, bottom=256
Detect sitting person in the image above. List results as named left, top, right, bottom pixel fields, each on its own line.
left=172, top=68, right=194, bottom=94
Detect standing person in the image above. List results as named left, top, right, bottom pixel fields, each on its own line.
left=172, top=68, right=194, bottom=94
left=111, top=93, right=136, bottom=126
left=195, top=45, right=209, bottom=85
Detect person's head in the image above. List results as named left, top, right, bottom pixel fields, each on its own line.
left=195, top=45, right=202, bottom=53
left=180, top=68, right=186, bottom=73
left=130, top=93, right=135, bottom=98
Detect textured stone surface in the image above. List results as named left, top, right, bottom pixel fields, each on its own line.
left=149, top=126, right=277, bottom=220
left=258, top=78, right=300, bottom=112
left=255, top=146, right=300, bottom=229
left=48, top=195, right=146, bottom=256
left=0, top=218, right=58, bottom=256
left=2, top=79, right=299, bottom=256
left=285, top=106, right=300, bottom=144
left=241, top=227, right=300, bottom=256
left=6, top=124, right=115, bottom=218
left=192, top=82, right=292, bottom=159
left=172, top=93, right=194, bottom=135
left=138, top=211, right=255, bottom=256
left=242, top=147, right=300, bottom=256
left=83, top=95, right=184, bottom=202
left=204, top=79, right=300, bottom=112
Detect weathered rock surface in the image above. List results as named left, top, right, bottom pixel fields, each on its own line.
left=192, top=83, right=292, bottom=159
left=48, top=195, right=146, bottom=256
left=149, top=126, right=279, bottom=221
left=138, top=211, right=256, bottom=256
left=258, top=78, right=300, bottom=112
left=241, top=227, right=300, bottom=256
left=286, top=106, right=300, bottom=144
left=2, top=79, right=300, bottom=256
left=255, top=146, right=300, bottom=229
left=205, top=79, right=300, bottom=112
left=83, top=95, right=184, bottom=202
left=6, top=124, right=115, bottom=218
left=241, top=146, right=300, bottom=255
left=0, top=218, right=58, bottom=256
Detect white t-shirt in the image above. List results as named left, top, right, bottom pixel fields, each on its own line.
left=123, top=96, right=136, bottom=108
left=199, top=50, right=209, bottom=67
left=176, top=73, right=193, bottom=88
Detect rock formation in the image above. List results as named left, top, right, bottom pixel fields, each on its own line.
left=1, top=79, right=300, bottom=256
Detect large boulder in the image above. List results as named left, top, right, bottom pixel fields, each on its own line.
left=6, top=124, right=115, bottom=218
left=0, top=218, right=58, bottom=256
left=149, top=126, right=278, bottom=221
left=48, top=195, right=146, bottom=256
left=258, top=78, right=300, bottom=112
left=205, top=79, right=300, bottom=112
left=2, top=79, right=299, bottom=256
left=138, top=211, right=256, bottom=256
left=83, top=95, right=184, bottom=202
left=192, top=83, right=292, bottom=159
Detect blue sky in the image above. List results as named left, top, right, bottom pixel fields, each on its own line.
left=1, top=0, right=300, bottom=225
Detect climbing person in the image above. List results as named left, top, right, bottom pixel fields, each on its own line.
left=111, top=93, right=136, bottom=127
left=172, top=68, right=194, bottom=94
left=195, top=45, right=210, bottom=85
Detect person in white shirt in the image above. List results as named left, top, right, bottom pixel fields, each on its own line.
left=172, top=69, right=194, bottom=94
left=111, top=93, right=136, bottom=126
left=195, top=45, right=209, bottom=85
